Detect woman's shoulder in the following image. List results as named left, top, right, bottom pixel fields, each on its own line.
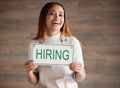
left=64, top=36, right=80, bottom=44
left=66, top=36, right=79, bottom=42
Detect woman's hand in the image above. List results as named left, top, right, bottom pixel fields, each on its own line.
left=69, top=62, right=86, bottom=81
left=24, top=60, right=39, bottom=85
left=24, top=60, right=38, bottom=73
left=69, top=62, right=83, bottom=73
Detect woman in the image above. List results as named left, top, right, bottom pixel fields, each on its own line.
left=24, top=2, right=86, bottom=88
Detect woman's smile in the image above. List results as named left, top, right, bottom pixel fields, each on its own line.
left=52, top=21, right=61, bottom=25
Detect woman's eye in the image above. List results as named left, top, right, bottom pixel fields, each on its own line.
left=59, top=14, right=64, bottom=17
left=59, top=14, right=63, bottom=16
left=49, top=12, right=54, bottom=15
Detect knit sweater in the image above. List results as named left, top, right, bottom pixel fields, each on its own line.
left=28, top=33, right=84, bottom=88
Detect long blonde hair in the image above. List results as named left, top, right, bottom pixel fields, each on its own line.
left=34, top=2, right=73, bottom=42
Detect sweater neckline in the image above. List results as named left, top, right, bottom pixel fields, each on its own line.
left=46, top=33, right=60, bottom=40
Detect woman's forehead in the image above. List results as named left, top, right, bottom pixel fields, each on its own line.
left=48, top=5, right=64, bottom=13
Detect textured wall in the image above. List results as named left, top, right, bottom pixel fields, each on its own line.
left=0, top=0, right=120, bottom=88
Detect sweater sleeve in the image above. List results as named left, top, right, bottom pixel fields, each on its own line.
left=72, top=37, right=84, bottom=67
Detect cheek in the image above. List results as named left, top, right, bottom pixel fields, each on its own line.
left=46, top=17, right=51, bottom=25
left=47, top=15, right=54, bottom=20
left=61, top=19, right=64, bottom=25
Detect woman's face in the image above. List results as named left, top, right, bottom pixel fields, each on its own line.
left=46, top=5, right=64, bottom=36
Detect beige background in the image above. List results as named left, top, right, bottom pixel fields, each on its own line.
left=0, top=0, right=120, bottom=88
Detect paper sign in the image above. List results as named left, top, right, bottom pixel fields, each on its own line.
left=31, top=43, right=74, bottom=66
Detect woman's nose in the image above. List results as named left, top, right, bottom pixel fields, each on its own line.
left=54, top=14, right=59, bottom=19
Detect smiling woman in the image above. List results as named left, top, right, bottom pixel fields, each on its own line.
left=24, top=2, right=86, bottom=88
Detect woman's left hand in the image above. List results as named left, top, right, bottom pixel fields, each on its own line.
left=69, top=62, right=83, bottom=73
left=69, top=62, right=86, bottom=81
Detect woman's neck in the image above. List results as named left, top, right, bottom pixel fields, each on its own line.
left=47, top=31, right=60, bottom=36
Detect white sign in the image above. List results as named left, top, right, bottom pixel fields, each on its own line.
left=31, top=43, right=74, bottom=66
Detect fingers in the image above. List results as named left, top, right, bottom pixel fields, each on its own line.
left=69, top=62, right=83, bottom=72
left=24, top=60, right=37, bottom=73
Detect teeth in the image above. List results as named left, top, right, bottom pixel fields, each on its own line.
left=52, top=22, right=60, bottom=25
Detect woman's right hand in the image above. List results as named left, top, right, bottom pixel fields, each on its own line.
left=24, top=60, right=38, bottom=73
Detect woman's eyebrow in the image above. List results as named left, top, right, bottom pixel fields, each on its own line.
left=48, top=10, right=54, bottom=12
left=59, top=11, right=64, bottom=13
left=48, top=10, right=64, bottom=13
